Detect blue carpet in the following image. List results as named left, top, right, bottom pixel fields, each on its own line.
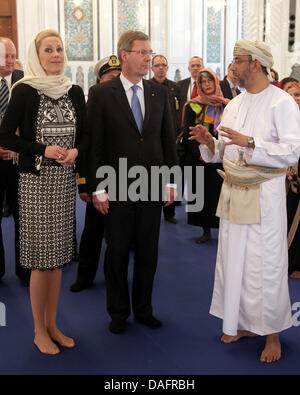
left=0, top=197, right=300, bottom=375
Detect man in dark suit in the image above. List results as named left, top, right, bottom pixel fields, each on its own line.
left=88, top=30, right=178, bottom=334
left=150, top=54, right=181, bottom=224
left=178, top=56, right=204, bottom=120
left=0, top=37, right=30, bottom=286
left=220, top=63, right=241, bottom=100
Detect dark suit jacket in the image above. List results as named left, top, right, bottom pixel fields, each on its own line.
left=0, top=69, right=23, bottom=161
left=177, top=77, right=193, bottom=126
left=220, top=78, right=241, bottom=100
left=87, top=76, right=178, bottom=200
left=178, top=77, right=190, bottom=105
left=11, top=69, right=24, bottom=85
left=150, top=77, right=181, bottom=137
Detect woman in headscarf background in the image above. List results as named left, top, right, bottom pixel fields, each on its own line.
left=182, top=68, right=229, bottom=244
left=0, top=30, right=88, bottom=354
left=286, top=81, right=300, bottom=278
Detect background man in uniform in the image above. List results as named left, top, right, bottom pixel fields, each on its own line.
left=70, top=55, right=121, bottom=292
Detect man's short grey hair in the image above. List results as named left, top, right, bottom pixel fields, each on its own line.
left=189, top=56, right=203, bottom=63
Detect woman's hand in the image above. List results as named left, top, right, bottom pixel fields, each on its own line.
left=45, top=145, right=67, bottom=161
left=0, top=147, right=13, bottom=160
left=56, top=148, right=78, bottom=167
left=218, top=127, right=249, bottom=147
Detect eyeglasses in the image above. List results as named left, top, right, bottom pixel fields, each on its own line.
left=126, top=50, right=156, bottom=57
left=152, top=63, right=168, bottom=68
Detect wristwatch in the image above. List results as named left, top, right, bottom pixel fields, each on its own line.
left=247, top=136, right=255, bottom=148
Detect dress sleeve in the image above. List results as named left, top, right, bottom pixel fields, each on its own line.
left=0, top=85, right=46, bottom=155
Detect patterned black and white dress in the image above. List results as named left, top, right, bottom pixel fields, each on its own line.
left=18, top=93, right=77, bottom=270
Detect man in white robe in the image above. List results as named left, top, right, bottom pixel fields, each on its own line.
left=189, top=39, right=300, bottom=363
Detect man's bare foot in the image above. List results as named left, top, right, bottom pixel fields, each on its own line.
left=290, top=271, right=300, bottom=278
left=260, top=333, right=281, bottom=363
left=34, top=332, right=60, bottom=355
left=221, top=330, right=257, bottom=343
left=47, top=327, right=75, bottom=348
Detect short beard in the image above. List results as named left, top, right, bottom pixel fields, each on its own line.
left=236, top=64, right=251, bottom=89
left=238, top=79, right=246, bottom=88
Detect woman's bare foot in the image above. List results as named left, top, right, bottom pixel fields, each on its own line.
left=34, top=332, right=60, bottom=355
left=47, top=327, right=75, bottom=348
left=290, top=271, right=300, bottom=278
left=260, top=333, right=281, bottom=363
left=221, top=330, right=257, bottom=343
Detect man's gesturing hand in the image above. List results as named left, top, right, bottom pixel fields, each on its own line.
left=218, top=126, right=249, bottom=147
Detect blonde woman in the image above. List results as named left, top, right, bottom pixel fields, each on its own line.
left=0, top=30, right=88, bottom=354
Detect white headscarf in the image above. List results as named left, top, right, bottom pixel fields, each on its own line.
left=233, top=39, right=274, bottom=82
left=11, top=35, right=73, bottom=100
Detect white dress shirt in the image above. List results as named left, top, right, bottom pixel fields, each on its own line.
left=3, top=74, right=12, bottom=90
left=120, top=73, right=145, bottom=119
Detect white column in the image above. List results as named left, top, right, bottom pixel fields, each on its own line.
left=265, top=0, right=289, bottom=80
left=150, top=0, right=168, bottom=60
left=243, top=0, right=264, bottom=41
left=167, top=0, right=191, bottom=80
left=190, top=0, right=203, bottom=59
left=225, top=0, right=238, bottom=67
left=43, top=0, right=59, bottom=30
left=17, top=0, right=59, bottom=65
left=98, top=0, right=113, bottom=58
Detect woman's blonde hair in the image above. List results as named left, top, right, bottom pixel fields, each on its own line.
left=35, top=29, right=63, bottom=53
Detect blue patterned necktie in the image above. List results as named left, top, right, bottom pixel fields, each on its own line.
left=0, top=78, right=9, bottom=115
left=131, top=85, right=143, bottom=133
